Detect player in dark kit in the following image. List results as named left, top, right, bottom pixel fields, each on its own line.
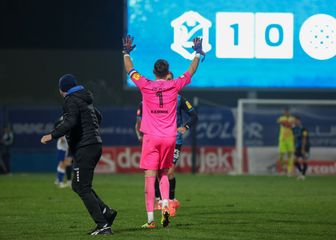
left=292, top=116, right=310, bottom=180
left=135, top=72, right=198, bottom=216
left=41, top=74, right=117, bottom=235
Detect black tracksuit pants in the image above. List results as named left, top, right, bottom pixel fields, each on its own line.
left=71, top=143, right=108, bottom=228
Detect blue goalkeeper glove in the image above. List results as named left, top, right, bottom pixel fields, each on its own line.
left=192, top=37, right=205, bottom=62
left=122, top=35, right=136, bottom=54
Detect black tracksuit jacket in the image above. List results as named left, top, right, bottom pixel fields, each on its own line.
left=51, top=89, right=102, bottom=153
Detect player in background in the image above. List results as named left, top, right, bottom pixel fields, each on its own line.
left=54, top=116, right=73, bottom=188
left=277, top=108, right=295, bottom=176
left=135, top=72, right=198, bottom=216
left=123, top=35, right=203, bottom=228
left=55, top=136, right=70, bottom=188
left=292, top=116, right=310, bottom=180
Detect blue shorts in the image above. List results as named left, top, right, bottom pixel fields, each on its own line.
left=57, top=150, right=67, bottom=163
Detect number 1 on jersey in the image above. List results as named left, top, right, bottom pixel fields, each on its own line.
left=156, top=91, right=163, bottom=108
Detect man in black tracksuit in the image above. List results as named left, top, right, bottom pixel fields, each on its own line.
left=41, top=74, right=117, bottom=235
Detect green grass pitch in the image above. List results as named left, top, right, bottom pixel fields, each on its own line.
left=0, top=174, right=335, bottom=240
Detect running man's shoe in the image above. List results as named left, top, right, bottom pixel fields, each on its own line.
left=161, top=207, right=170, bottom=227
left=141, top=221, right=156, bottom=229
left=104, top=208, right=117, bottom=227
left=89, top=226, right=112, bottom=235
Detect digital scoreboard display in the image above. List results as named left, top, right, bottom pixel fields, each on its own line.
left=126, top=0, right=336, bottom=89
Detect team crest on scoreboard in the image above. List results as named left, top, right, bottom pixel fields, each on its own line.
left=171, top=11, right=212, bottom=60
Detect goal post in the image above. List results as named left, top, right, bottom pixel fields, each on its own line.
left=236, top=99, right=336, bottom=175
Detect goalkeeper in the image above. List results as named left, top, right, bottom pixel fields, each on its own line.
left=123, top=35, right=203, bottom=228
left=277, top=108, right=295, bottom=175
left=135, top=72, right=198, bottom=217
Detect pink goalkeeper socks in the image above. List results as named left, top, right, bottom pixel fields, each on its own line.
left=145, top=176, right=156, bottom=212
left=159, top=173, right=169, bottom=204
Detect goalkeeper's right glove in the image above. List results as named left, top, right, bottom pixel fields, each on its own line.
left=122, top=35, right=136, bottom=54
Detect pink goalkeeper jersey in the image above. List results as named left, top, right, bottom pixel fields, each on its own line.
left=129, top=69, right=191, bottom=137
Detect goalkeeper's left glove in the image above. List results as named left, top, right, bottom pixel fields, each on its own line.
left=192, top=37, right=205, bottom=62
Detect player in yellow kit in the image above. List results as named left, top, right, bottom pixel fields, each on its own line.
left=277, top=108, right=295, bottom=175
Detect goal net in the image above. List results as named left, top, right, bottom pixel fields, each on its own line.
left=236, top=99, right=336, bottom=175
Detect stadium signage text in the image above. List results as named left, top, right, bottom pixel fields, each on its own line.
left=98, top=146, right=236, bottom=174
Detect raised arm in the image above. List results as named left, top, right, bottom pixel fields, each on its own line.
left=124, top=55, right=134, bottom=73
left=122, top=35, right=136, bottom=73
left=187, top=57, right=200, bottom=77
left=187, top=37, right=204, bottom=76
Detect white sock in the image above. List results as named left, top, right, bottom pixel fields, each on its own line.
left=57, top=166, right=65, bottom=173
left=147, top=212, right=154, bottom=223
left=162, top=199, right=169, bottom=208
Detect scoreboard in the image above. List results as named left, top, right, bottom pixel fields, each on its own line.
left=126, top=0, right=336, bottom=89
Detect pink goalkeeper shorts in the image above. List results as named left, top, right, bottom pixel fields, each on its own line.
left=140, top=134, right=176, bottom=170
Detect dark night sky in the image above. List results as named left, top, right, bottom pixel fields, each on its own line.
left=0, top=0, right=123, bottom=50
left=0, top=0, right=334, bottom=107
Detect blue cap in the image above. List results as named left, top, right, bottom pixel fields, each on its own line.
left=59, top=74, right=77, bottom=92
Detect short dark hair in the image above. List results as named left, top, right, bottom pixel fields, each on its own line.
left=153, top=59, right=169, bottom=78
